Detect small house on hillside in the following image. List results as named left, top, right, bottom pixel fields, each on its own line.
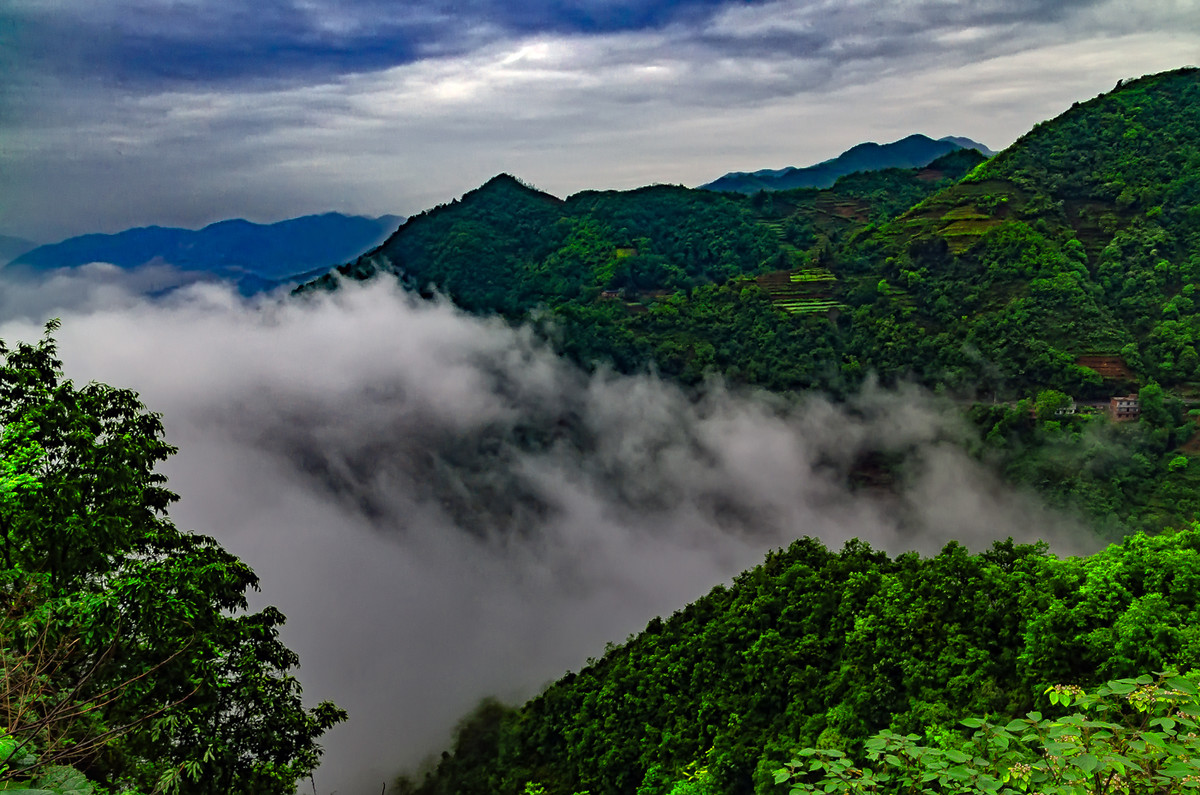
left=1110, top=395, right=1140, bottom=421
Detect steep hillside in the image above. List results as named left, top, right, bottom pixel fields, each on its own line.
left=305, top=154, right=977, bottom=324
left=303, top=69, right=1200, bottom=532
left=307, top=173, right=784, bottom=314
left=700, top=134, right=992, bottom=193
left=540, top=68, right=1200, bottom=405
left=840, top=67, right=1200, bottom=393
left=399, top=528, right=1200, bottom=795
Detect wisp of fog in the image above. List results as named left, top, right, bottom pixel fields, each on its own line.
left=0, top=270, right=1094, bottom=793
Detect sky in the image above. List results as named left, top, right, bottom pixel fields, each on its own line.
left=2, top=0, right=1199, bottom=242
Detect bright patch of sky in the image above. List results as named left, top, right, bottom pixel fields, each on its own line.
left=2, top=0, right=1198, bottom=240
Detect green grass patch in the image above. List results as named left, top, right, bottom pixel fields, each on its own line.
left=942, top=206, right=990, bottom=221
left=790, top=269, right=836, bottom=283
left=775, top=298, right=844, bottom=314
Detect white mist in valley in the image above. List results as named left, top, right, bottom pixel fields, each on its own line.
left=0, top=273, right=1094, bottom=793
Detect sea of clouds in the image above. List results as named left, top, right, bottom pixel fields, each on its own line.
left=0, top=268, right=1094, bottom=792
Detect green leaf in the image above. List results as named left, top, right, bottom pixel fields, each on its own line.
left=1108, top=680, right=1137, bottom=695
left=1074, top=754, right=1098, bottom=773
left=1167, top=677, right=1199, bottom=696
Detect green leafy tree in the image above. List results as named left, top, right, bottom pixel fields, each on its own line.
left=775, top=671, right=1200, bottom=795
left=0, top=322, right=345, bottom=794
left=1138, top=381, right=1172, bottom=428
left=1034, top=389, right=1072, bottom=421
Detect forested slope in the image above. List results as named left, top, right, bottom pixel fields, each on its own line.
left=400, top=529, right=1200, bottom=795
left=841, top=67, right=1200, bottom=394
left=354, top=67, right=1200, bottom=794
left=301, top=68, right=1200, bottom=533
left=306, top=174, right=779, bottom=314
left=308, top=69, right=1200, bottom=400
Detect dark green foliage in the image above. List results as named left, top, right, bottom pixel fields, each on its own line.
left=0, top=324, right=345, bottom=793
left=400, top=528, right=1200, bottom=795
left=303, top=71, right=1200, bottom=405
left=317, top=175, right=778, bottom=316
left=776, top=672, right=1200, bottom=795
left=296, top=69, right=1200, bottom=533
left=966, top=395, right=1200, bottom=535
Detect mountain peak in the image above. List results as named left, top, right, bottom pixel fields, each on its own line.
left=701, top=133, right=992, bottom=193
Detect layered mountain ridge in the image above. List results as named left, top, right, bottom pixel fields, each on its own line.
left=700, top=133, right=994, bottom=193
left=10, top=212, right=403, bottom=294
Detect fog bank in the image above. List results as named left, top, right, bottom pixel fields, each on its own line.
left=0, top=276, right=1092, bottom=793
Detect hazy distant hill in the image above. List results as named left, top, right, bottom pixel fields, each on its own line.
left=11, top=212, right=403, bottom=291
left=700, top=133, right=994, bottom=193
left=0, top=233, right=38, bottom=265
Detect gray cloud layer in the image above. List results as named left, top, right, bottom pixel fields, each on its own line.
left=0, top=274, right=1097, bottom=792
left=3, top=0, right=1197, bottom=240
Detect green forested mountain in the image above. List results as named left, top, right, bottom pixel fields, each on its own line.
left=294, top=67, right=1200, bottom=795
left=399, top=528, right=1200, bottom=795
left=304, top=67, right=1200, bottom=533
left=305, top=173, right=782, bottom=314
left=311, top=68, right=1200, bottom=398
left=842, top=67, right=1200, bottom=394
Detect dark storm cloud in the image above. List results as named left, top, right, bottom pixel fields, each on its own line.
left=3, top=0, right=749, bottom=88
left=691, top=0, right=1114, bottom=92
left=3, top=0, right=1195, bottom=241
left=5, top=0, right=1112, bottom=91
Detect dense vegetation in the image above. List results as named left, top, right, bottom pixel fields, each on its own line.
left=0, top=325, right=344, bottom=793
left=8, top=66, right=1200, bottom=794
left=305, top=68, right=1200, bottom=532
left=399, top=528, right=1200, bottom=795
left=307, top=175, right=781, bottom=315
left=775, top=672, right=1200, bottom=795
left=323, top=66, right=1200, bottom=794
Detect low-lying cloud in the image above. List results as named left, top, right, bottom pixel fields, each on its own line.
left=0, top=274, right=1095, bottom=793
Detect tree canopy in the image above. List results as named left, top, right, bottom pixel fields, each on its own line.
left=398, top=527, right=1200, bottom=795
left=0, top=322, right=345, bottom=794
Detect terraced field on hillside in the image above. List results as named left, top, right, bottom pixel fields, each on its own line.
left=756, top=268, right=844, bottom=315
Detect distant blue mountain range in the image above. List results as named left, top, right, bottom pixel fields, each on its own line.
left=700, top=134, right=994, bottom=193
left=8, top=213, right=403, bottom=293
